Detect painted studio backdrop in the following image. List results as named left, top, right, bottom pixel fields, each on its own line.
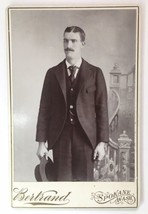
left=9, top=8, right=137, bottom=181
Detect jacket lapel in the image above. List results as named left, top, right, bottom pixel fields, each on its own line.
left=54, top=59, right=93, bottom=103
left=55, top=60, right=67, bottom=104
left=77, top=59, right=93, bottom=94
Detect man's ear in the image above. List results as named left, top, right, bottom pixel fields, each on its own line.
left=82, top=41, right=85, bottom=46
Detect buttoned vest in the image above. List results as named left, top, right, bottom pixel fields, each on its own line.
left=65, top=65, right=82, bottom=125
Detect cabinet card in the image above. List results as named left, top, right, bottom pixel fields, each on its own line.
left=8, top=6, right=140, bottom=208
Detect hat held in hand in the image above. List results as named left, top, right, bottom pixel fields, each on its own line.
left=34, top=156, right=55, bottom=181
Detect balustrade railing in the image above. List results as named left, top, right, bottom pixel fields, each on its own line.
left=94, top=88, right=133, bottom=181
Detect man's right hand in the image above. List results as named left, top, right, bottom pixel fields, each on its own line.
left=36, top=142, right=49, bottom=160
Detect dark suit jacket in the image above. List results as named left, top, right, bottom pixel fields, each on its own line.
left=36, top=59, right=109, bottom=149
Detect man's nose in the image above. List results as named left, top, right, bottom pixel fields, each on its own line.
left=67, top=40, right=73, bottom=48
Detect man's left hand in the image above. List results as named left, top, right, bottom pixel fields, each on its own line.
left=94, top=142, right=106, bottom=161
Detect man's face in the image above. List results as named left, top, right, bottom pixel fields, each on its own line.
left=63, top=32, right=84, bottom=61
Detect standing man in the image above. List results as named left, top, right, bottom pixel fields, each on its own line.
left=36, top=26, right=109, bottom=181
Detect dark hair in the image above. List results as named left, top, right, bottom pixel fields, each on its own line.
left=64, top=26, right=86, bottom=42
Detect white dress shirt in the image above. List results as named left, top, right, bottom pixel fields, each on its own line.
left=65, top=58, right=82, bottom=79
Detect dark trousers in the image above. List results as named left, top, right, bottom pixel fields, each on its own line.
left=52, top=123, right=94, bottom=181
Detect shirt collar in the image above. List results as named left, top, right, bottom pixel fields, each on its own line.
left=65, top=58, right=82, bottom=69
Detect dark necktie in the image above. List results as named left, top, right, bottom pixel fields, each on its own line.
left=68, top=66, right=77, bottom=82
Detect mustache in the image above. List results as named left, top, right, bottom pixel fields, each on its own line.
left=64, top=48, right=74, bottom=52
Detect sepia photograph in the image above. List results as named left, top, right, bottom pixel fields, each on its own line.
left=8, top=6, right=139, bottom=207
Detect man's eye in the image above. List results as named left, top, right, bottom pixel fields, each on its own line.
left=64, top=39, right=68, bottom=43
left=72, top=40, right=77, bottom=43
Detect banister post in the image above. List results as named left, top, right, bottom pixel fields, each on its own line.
left=118, top=131, right=132, bottom=181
